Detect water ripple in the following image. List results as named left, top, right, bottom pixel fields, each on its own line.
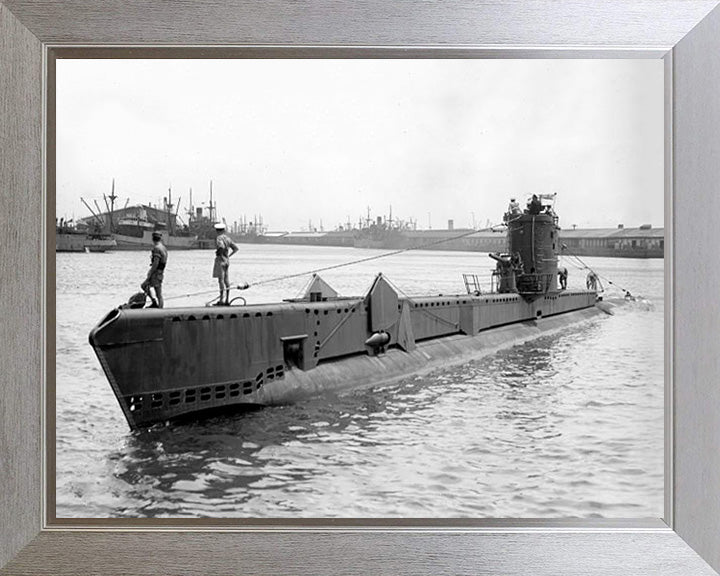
left=56, top=247, right=664, bottom=518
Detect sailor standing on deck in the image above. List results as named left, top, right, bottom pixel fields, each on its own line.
left=213, top=223, right=241, bottom=306
left=141, top=231, right=168, bottom=308
left=558, top=266, right=568, bottom=290
left=586, top=271, right=598, bottom=290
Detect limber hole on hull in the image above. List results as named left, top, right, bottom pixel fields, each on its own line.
left=126, top=364, right=285, bottom=415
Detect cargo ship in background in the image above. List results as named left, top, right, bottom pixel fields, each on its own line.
left=90, top=195, right=610, bottom=430
left=77, top=180, right=197, bottom=250
left=63, top=181, right=663, bottom=257
left=350, top=222, right=664, bottom=258
left=228, top=212, right=664, bottom=259
left=184, top=181, right=258, bottom=249
left=351, top=207, right=413, bottom=249
left=55, top=218, right=116, bottom=252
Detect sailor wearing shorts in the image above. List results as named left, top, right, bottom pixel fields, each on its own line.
left=212, top=223, right=239, bottom=305
left=141, top=231, right=168, bottom=308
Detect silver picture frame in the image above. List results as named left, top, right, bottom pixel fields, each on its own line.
left=2, top=1, right=719, bottom=574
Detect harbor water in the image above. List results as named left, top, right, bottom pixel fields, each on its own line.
left=56, top=245, right=664, bottom=518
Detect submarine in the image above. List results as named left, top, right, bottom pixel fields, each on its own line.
left=90, top=195, right=604, bottom=430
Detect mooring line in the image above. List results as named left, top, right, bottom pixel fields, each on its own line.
left=560, top=244, right=635, bottom=297
left=165, top=225, right=502, bottom=301
left=246, top=226, right=498, bottom=289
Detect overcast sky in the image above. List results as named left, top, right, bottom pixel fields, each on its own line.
left=56, top=59, right=663, bottom=231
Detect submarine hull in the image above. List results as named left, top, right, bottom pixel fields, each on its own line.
left=90, top=286, right=598, bottom=430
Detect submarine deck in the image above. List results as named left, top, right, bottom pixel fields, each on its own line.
left=90, top=288, right=598, bottom=429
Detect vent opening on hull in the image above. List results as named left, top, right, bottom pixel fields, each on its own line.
left=282, top=336, right=306, bottom=369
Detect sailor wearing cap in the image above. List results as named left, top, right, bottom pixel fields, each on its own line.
left=141, top=231, right=168, bottom=308
left=213, top=223, right=240, bottom=305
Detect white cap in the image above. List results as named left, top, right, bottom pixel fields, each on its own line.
left=214, top=223, right=225, bottom=231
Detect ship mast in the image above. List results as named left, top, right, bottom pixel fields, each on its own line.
left=166, top=185, right=174, bottom=234
left=93, top=199, right=104, bottom=227
left=209, top=180, right=215, bottom=223
left=101, top=195, right=111, bottom=229
left=107, top=178, right=117, bottom=233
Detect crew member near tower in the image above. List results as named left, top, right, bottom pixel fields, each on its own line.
left=558, top=266, right=568, bottom=290
left=213, top=222, right=240, bottom=306
left=527, top=194, right=543, bottom=215
left=141, top=231, right=168, bottom=308
left=586, top=271, right=598, bottom=290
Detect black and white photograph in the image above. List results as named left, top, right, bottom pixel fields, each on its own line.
left=55, top=58, right=664, bottom=519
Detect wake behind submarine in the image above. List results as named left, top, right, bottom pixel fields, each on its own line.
left=90, top=195, right=620, bottom=430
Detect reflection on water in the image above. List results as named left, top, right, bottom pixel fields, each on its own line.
left=56, top=246, right=664, bottom=518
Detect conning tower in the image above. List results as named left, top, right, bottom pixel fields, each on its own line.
left=494, top=194, right=560, bottom=298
